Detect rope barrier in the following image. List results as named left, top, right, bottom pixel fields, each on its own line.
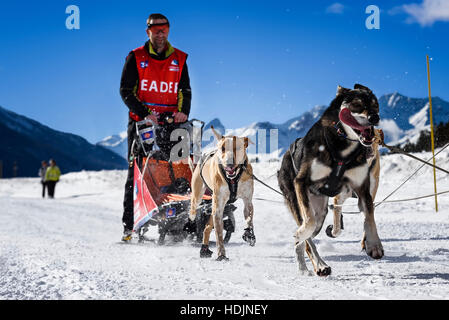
left=379, top=189, right=449, bottom=204
left=257, top=189, right=449, bottom=213
left=333, top=143, right=449, bottom=213
left=381, top=142, right=449, bottom=175
left=374, top=143, right=449, bottom=208
left=254, top=197, right=284, bottom=203
left=330, top=189, right=449, bottom=208
left=250, top=143, right=449, bottom=213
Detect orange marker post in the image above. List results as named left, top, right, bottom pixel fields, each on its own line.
left=426, top=55, right=438, bottom=212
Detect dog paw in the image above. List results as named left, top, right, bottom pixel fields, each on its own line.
left=200, top=245, right=213, bottom=258
left=316, top=266, right=332, bottom=277
left=242, top=228, right=256, bottom=246
left=364, top=241, right=384, bottom=260
left=325, top=225, right=341, bottom=238
left=216, top=255, right=229, bottom=261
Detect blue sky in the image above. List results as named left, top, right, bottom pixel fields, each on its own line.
left=0, top=0, right=448, bottom=143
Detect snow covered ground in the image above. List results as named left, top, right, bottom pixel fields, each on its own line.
left=1, top=149, right=449, bottom=300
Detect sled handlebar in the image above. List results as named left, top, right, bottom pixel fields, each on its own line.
left=136, top=117, right=204, bottom=130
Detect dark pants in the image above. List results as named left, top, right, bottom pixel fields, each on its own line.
left=47, top=181, right=57, bottom=198
left=41, top=181, right=47, bottom=198
left=122, top=118, right=138, bottom=231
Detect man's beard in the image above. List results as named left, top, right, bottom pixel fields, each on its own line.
left=152, top=38, right=167, bottom=52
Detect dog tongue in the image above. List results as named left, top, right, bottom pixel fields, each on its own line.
left=339, top=108, right=369, bottom=131
left=225, top=167, right=235, bottom=174
left=339, top=108, right=374, bottom=142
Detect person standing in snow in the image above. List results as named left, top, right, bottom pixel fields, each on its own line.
left=119, top=13, right=192, bottom=241
left=45, top=159, right=61, bottom=199
left=38, top=160, right=48, bottom=198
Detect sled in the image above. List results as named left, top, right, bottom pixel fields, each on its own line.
left=132, top=115, right=236, bottom=245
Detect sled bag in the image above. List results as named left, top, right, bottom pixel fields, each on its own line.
left=133, top=159, right=159, bottom=231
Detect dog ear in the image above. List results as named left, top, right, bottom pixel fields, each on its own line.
left=336, top=85, right=351, bottom=96
left=210, top=125, right=223, bottom=141
left=243, top=137, right=254, bottom=148
left=354, top=84, right=372, bottom=93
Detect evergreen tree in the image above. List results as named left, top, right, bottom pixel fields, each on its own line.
left=397, top=120, right=449, bottom=153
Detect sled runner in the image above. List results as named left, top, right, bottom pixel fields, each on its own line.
left=131, top=113, right=236, bottom=244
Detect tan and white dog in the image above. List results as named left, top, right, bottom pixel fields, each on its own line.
left=189, top=127, right=255, bottom=261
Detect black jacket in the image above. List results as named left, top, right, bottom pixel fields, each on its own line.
left=120, top=40, right=192, bottom=120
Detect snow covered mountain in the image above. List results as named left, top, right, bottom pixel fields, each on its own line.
left=97, top=105, right=327, bottom=159
left=215, top=105, right=327, bottom=158
left=0, top=105, right=128, bottom=178
left=204, top=118, right=226, bottom=135
left=378, top=93, right=449, bottom=146
left=202, top=94, right=449, bottom=156
left=98, top=93, right=449, bottom=159
left=96, top=131, right=128, bottom=161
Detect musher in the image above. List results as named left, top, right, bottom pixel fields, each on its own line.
left=119, top=13, right=192, bottom=241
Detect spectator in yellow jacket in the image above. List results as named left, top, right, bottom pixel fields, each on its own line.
left=45, top=159, right=61, bottom=199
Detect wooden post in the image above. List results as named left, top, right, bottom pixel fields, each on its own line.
left=426, top=55, right=438, bottom=212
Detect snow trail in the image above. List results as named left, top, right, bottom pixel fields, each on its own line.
left=1, top=151, right=449, bottom=299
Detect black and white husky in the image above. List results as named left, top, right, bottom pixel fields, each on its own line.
left=277, top=84, right=383, bottom=276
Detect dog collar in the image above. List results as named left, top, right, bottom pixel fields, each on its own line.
left=332, top=121, right=359, bottom=142
left=198, top=151, right=248, bottom=204
left=218, top=159, right=248, bottom=204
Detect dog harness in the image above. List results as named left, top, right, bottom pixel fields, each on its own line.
left=289, top=137, right=305, bottom=175
left=218, top=159, right=247, bottom=204
left=331, top=121, right=358, bottom=142
left=319, top=129, right=366, bottom=197
left=198, top=151, right=248, bottom=204
left=289, top=132, right=365, bottom=198
left=198, top=150, right=216, bottom=193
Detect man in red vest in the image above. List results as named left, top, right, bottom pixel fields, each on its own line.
left=119, top=13, right=191, bottom=241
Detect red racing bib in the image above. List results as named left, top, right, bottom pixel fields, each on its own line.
left=130, top=45, right=187, bottom=121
